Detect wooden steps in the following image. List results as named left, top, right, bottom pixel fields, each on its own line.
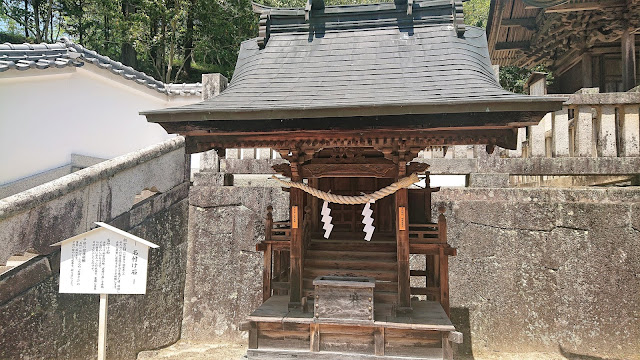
left=304, top=268, right=397, bottom=282
left=305, top=258, right=396, bottom=271
left=307, top=241, right=396, bottom=252
left=303, top=235, right=398, bottom=311
left=306, top=250, right=396, bottom=261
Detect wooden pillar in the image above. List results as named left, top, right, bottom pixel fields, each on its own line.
left=439, top=247, right=450, bottom=317
left=248, top=322, right=258, bottom=349
left=374, top=327, right=385, bottom=356
left=582, top=53, right=593, bottom=88
left=396, top=187, right=410, bottom=310
left=289, top=187, right=304, bottom=307
left=622, top=29, right=637, bottom=91
left=442, top=332, right=453, bottom=360
left=263, top=243, right=272, bottom=302
left=438, top=207, right=450, bottom=317
left=310, top=323, right=320, bottom=352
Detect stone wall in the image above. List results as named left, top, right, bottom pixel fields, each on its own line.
left=184, top=175, right=640, bottom=359
left=181, top=173, right=288, bottom=341
left=0, top=138, right=190, bottom=360
left=433, top=187, right=640, bottom=359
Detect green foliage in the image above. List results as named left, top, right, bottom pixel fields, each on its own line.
left=463, top=0, right=489, bottom=28
left=1, top=0, right=545, bottom=90
left=499, top=65, right=554, bottom=94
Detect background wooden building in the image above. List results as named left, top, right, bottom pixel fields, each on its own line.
left=487, top=0, right=640, bottom=93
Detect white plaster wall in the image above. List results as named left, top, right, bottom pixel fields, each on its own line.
left=0, top=66, right=198, bottom=185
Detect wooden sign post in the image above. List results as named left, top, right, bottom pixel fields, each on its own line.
left=51, top=222, right=159, bottom=360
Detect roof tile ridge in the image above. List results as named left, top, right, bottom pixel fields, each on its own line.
left=60, top=37, right=167, bottom=91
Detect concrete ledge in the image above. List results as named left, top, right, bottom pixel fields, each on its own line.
left=562, top=92, right=640, bottom=105
left=415, top=157, right=640, bottom=176
left=0, top=256, right=52, bottom=305
left=0, top=136, right=185, bottom=220
left=220, top=159, right=286, bottom=174
left=434, top=186, right=640, bottom=204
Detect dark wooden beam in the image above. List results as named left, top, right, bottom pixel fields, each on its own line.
left=289, top=187, right=304, bottom=308
left=301, top=163, right=398, bottom=178
left=622, top=29, right=637, bottom=91
left=582, top=53, right=593, bottom=88
left=541, top=0, right=625, bottom=12
left=494, top=41, right=531, bottom=51
left=500, top=18, right=537, bottom=30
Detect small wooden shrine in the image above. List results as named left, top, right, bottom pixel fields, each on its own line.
left=143, top=0, right=563, bottom=358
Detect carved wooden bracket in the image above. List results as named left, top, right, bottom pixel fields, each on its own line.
left=272, top=163, right=292, bottom=178
left=406, top=162, right=430, bottom=174
left=301, top=163, right=397, bottom=178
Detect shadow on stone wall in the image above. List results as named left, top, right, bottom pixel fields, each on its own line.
left=451, top=307, right=474, bottom=358
left=0, top=191, right=189, bottom=360
left=559, top=346, right=624, bottom=360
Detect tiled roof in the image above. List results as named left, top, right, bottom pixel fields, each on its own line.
left=143, top=0, right=564, bottom=123
left=0, top=38, right=201, bottom=97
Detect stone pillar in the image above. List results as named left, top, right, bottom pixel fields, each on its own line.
left=444, top=147, right=454, bottom=159
left=200, top=150, right=219, bottom=172
left=552, top=108, right=570, bottom=157
left=241, top=148, right=256, bottom=159
left=201, top=73, right=229, bottom=100
left=621, top=105, right=640, bottom=157
left=257, top=148, right=272, bottom=160
left=453, top=145, right=468, bottom=159
left=226, top=149, right=240, bottom=159
left=199, top=74, right=229, bottom=171
left=575, top=106, right=594, bottom=157
left=529, top=121, right=546, bottom=157
left=597, top=106, right=617, bottom=157
left=508, top=127, right=526, bottom=158
left=492, top=64, right=500, bottom=82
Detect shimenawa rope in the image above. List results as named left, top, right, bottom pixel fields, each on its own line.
left=271, top=173, right=420, bottom=205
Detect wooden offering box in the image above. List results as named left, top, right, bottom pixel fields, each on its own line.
left=313, top=276, right=375, bottom=323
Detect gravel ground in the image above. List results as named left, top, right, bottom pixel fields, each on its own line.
left=137, top=340, right=571, bottom=360
left=137, top=341, right=247, bottom=360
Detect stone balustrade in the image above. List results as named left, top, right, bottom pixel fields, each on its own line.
left=417, top=92, right=640, bottom=161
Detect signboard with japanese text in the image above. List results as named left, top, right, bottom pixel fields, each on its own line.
left=53, top=222, right=159, bottom=294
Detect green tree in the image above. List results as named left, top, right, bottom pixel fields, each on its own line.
left=463, top=0, right=489, bottom=28
left=2, top=0, right=64, bottom=42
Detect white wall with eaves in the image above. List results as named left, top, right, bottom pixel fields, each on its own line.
left=0, top=65, right=198, bottom=188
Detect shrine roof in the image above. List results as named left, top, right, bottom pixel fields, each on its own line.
left=143, top=0, right=564, bottom=123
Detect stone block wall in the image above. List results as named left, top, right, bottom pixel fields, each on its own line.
left=181, top=175, right=288, bottom=341
left=185, top=175, right=640, bottom=358
left=0, top=138, right=190, bottom=360
left=433, top=187, right=640, bottom=359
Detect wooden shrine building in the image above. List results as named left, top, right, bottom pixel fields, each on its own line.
left=487, top=0, right=640, bottom=93
left=143, top=0, right=564, bottom=358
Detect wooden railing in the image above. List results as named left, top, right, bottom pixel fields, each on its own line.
left=258, top=206, right=291, bottom=302
left=258, top=205, right=313, bottom=303
left=408, top=207, right=455, bottom=316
